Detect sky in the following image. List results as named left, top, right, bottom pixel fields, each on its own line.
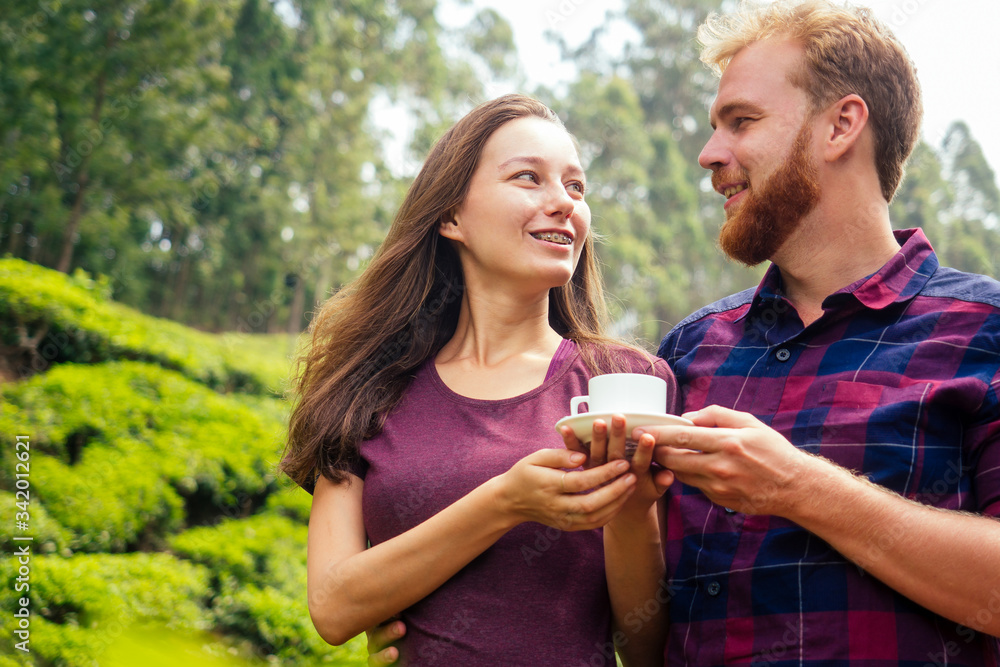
left=455, top=0, right=1000, bottom=178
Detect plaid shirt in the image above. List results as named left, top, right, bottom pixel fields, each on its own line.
left=657, top=228, right=1000, bottom=666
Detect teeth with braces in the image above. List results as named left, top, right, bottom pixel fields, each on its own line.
left=532, top=232, right=573, bottom=245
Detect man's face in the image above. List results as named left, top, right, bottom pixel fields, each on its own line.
left=699, top=39, right=822, bottom=266
left=714, top=121, right=820, bottom=266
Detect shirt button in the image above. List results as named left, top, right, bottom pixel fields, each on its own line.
left=706, top=581, right=722, bottom=596
left=775, top=348, right=791, bottom=362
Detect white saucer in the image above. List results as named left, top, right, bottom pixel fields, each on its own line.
left=555, top=412, right=694, bottom=442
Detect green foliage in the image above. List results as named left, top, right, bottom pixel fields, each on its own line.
left=264, top=483, right=313, bottom=524
left=0, top=251, right=364, bottom=662
left=30, top=445, right=186, bottom=553
left=892, top=126, right=1000, bottom=278
left=104, top=627, right=275, bottom=667
left=170, top=513, right=305, bottom=585
left=554, top=71, right=760, bottom=340
left=0, top=361, right=286, bottom=551
left=0, top=490, right=73, bottom=555
left=0, top=0, right=508, bottom=336
left=213, top=583, right=367, bottom=663
left=0, top=257, right=293, bottom=392
left=0, top=553, right=211, bottom=666
left=169, top=512, right=365, bottom=663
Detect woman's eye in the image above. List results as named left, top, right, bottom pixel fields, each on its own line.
left=568, top=181, right=585, bottom=195
left=514, top=171, right=538, bottom=183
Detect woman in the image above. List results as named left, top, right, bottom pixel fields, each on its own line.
left=282, top=94, right=676, bottom=665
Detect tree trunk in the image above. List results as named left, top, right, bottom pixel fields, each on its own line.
left=56, top=172, right=90, bottom=272
left=287, top=275, right=306, bottom=335
left=171, top=255, right=192, bottom=321
left=56, top=29, right=113, bottom=273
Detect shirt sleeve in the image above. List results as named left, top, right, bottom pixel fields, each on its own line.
left=970, top=374, right=1000, bottom=517
left=347, top=456, right=369, bottom=482
left=652, top=356, right=682, bottom=416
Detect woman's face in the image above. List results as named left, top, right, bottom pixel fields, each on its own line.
left=441, top=116, right=591, bottom=294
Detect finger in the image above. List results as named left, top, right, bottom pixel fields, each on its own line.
left=562, top=458, right=630, bottom=494
left=367, top=619, right=405, bottom=651
left=561, top=473, right=637, bottom=528
left=559, top=426, right=591, bottom=465
left=637, top=424, right=719, bottom=454
left=652, top=467, right=675, bottom=493
left=606, top=414, right=627, bottom=461
left=368, top=647, right=400, bottom=667
left=571, top=484, right=635, bottom=529
left=590, top=419, right=609, bottom=467
left=629, top=432, right=655, bottom=475
left=525, top=447, right=588, bottom=471
left=652, top=445, right=717, bottom=478
left=682, top=404, right=763, bottom=429
left=366, top=619, right=405, bottom=663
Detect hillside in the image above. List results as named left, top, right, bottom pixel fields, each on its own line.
left=0, top=259, right=365, bottom=666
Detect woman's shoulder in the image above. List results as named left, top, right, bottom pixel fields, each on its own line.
left=575, top=340, right=672, bottom=378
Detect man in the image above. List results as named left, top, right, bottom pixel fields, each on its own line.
left=366, top=1, right=1000, bottom=664
left=644, top=0, right=1000, bottom=664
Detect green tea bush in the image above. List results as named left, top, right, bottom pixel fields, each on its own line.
left=0, top=260, right=362, bottom=664
left=0, top=553, right=211, bottom=666
left=0, top=258, right=294, bottom=394
left=0, top=490, right=74, bottom=556
left=169, top=512, right=366, bottom=663
left=212, top=583, right=367, bottom=663
left=0, top=362, right=287, bottom=549
left=169, top=512, right=306, bottom=586
left=32, top=445, right=186, bottom=552
left=264, top=484, right=313, bottom=524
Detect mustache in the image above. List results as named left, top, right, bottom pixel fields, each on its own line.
left=711, top=168, right=750, bottom=193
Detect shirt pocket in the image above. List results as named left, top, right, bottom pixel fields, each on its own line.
left=803, top=380, right=948, bottom=497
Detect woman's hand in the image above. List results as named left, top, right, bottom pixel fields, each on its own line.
left=585, top=417, right=672, bottom=666
left=560, top=416, right=675, bottom=523
left=492, top=448, right=636, bottom=531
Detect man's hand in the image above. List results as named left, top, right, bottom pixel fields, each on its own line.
left=641, top=405, right=812, bottom=516
left=365, top=618, right=404, bottom=666
left=642, top=405, right=1000, bottom=637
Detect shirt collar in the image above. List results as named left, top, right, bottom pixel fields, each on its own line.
left=743, top=228, right=939, bottom=320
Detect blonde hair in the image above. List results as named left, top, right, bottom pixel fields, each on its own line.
left=698, top=0, right=922, bottom=202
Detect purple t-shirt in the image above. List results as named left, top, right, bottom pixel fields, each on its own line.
left=355, top=339, right=678, bottom=665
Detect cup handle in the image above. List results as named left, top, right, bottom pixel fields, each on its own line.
left=570, top=396, right=588, bottom=415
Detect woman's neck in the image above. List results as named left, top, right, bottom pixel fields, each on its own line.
left=434, top=287, right=564, bottom=399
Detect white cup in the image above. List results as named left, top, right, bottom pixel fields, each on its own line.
left=570, top=373, right=668, bottom=416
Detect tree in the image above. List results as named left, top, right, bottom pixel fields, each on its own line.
left=552, top=70, right=729, bottom=341
left=0, top=0, right=517, bottom=334
left=0, top=0, right=239, bottom=276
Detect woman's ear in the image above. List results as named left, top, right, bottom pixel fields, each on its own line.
left=823, top=93, right=869, bottom=162
left=438, top=213, right=463, bottom=242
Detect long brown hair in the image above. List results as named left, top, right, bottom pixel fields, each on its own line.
left=281, top=94, right=654, bottom=489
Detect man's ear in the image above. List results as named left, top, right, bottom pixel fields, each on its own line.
left=823, top=94, right=869, bottom=162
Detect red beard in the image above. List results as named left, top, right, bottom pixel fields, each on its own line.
left=714, top=123, right=821, bottom=267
